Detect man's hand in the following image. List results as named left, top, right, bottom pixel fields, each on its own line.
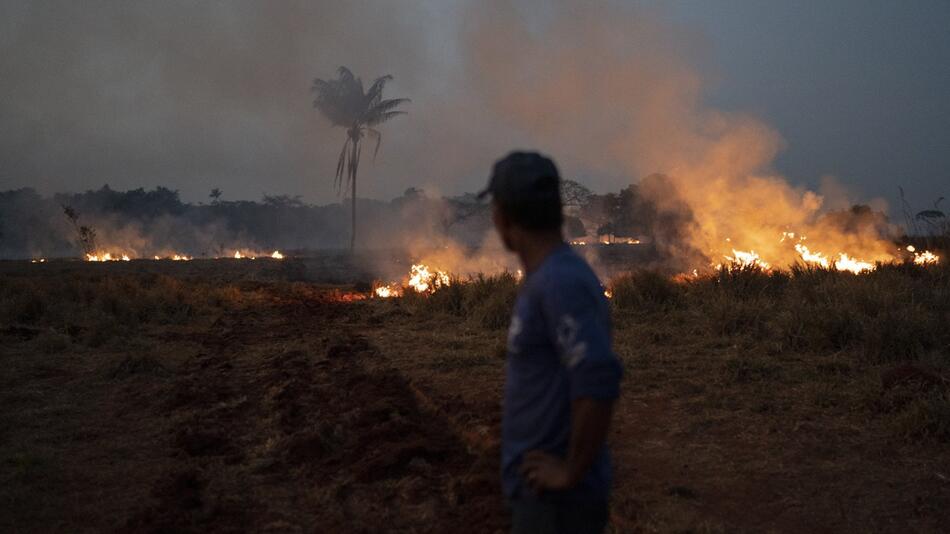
left=519, top=450, right=574, bottom=491
left=519, top=398, right=615, bottom=494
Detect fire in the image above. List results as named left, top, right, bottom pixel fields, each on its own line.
left=30, top=258, right=46, bottom=263
left=86, top=253, right=131, bottom=262
left=231, top=250, right=283, bottom=260
left=374, top=284, right=401, bottom=298
left=717, top=231, right=941, bottom=274
left=794, top=244, right=830, bottom=268
left=372, top=263, right=452, bottom=298
left=724, top=249, right=770, bottom=270
left=913, top=250, right=939, bottom=266
left=407, top=263, right=451, bottom=293
left=833, top=253, right=875, bottom=274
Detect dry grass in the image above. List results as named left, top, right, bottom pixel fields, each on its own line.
left=2, top=259, right=949, bottom=532
left=400, top=271, right=520, bottom=329
left=606, top=262, right=950, bottom=443
left=0, top=271, right=267, bottom=350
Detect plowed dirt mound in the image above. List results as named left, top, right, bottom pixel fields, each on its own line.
left=126, top=304, right=506, bottom=533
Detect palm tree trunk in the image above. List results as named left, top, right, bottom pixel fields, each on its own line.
left=349, top=139, right=359, bottom=252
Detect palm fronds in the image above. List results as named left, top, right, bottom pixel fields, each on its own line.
left=311, top=66, right=409, bottom=249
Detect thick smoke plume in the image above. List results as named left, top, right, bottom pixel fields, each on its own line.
left=1, top=1, right=903, bottom=272
left=462, top=1, right=899, bottom=271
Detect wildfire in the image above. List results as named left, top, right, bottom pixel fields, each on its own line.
left=833, top=253, right=875, bottom=274
left=719, top=231, right=942, bottom=274
left=86, top=253, right=131, bottom=262
left=913, top=250, right=939, bottom=266
left=30, top=258, right=46, bottom=263
left=724, top=249, right=770, bottom=270
left=374, top=284, right=401, bottom=298
left=231, top=250, right=283, bottom=260
left=372, top=263, right=452, bottom=298
left=407, top=263, right=451, bottom=293
left=793, top=243, right=829, bottom=268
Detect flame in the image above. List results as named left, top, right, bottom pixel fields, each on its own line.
left=913, top=250, right=939, bottom=266
left=374, top=284, right=401, bottom=298
left=833, top=253, right=875, bottom=274
left=233, top=251, right=244, bottom=259
left=604, top=289, right=613, bottom=299
left=86, top=253, right=131, bottom=262
left=716, top=231, right=940, bottom=275
left=724, top=249, right=770, bottom=270
left=407, top=263, right=451, bottom=293
left=371, top=263, right=452, bottom=298
left=794, top=243, right=830, bottom=268
left=31, top=258, right=46, bottom=264
left=271, top=250, right=284, bottom=259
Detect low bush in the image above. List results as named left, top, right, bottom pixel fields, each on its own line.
left=405, top=272, right=519, bottom=329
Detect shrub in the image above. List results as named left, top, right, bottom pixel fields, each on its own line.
left=609, top=270, right=680, bottom=311
left=407, top=272, right=519, bottom=329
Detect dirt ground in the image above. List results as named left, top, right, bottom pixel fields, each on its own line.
left=1, top=261, right=949, bottom=532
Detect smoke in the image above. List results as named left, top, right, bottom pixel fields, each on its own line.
left=1, top=0, right=903, bottom=271
left=460, top=1, right=899, bottom=270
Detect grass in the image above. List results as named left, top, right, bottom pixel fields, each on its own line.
left=2, top=258, right=949, bottom=531
left=400, top=271, right=520, bottom=329
left=616, top=262, right=950, bottom=442
left=608, top=262, right=950, bottom=363
left=0, top=272, right=260, bottom=349
left=395, top=260, right=950, bottom=443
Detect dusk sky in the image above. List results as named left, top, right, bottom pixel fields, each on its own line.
left=1, top=0, right=948, bottom=212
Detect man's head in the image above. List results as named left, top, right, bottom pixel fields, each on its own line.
left=479, top=151, right=564, bottom=252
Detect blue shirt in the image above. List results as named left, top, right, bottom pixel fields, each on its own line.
left=502, top=244, right=623, bottom=501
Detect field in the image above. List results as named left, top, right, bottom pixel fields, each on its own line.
left=1, top=256, right=949, bottom=533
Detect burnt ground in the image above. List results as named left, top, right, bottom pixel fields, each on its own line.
left=2, top=263, right=950, bottom=532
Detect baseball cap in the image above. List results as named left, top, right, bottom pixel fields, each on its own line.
left=477, top=151, right=561, bottom=203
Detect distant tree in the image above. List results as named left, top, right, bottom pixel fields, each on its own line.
left=561, top=179, right=593, bottom=210
left=564, top=215, right=586, bottom=238
left=403, top=187, right=425, bottom=199
left=61, top=204, right=97, bottom=256
left=312, top=66, right=409, bottom=251
left=441, top=194, right=488, bottom=232
left=210, top=188, right=222, bottom=203
left=262, top=194, right=305, bottom=208
left=915, top=197, right=947, bottom=236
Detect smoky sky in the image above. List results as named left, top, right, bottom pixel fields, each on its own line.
left=1, top=0, right=948, bottom=211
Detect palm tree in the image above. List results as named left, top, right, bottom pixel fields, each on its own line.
left=312, top=66, right=409, bottom=251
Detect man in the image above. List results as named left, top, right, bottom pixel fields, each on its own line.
left=478, top=152, right=623, bottom=534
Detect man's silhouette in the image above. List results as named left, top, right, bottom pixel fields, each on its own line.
left=479, top=152, right=623, bottom=534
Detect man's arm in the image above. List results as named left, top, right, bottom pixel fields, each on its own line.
left=519, top=397, right=614, bottom=491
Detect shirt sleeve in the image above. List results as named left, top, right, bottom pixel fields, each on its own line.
left=539, top=273, right=623, bottom=401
